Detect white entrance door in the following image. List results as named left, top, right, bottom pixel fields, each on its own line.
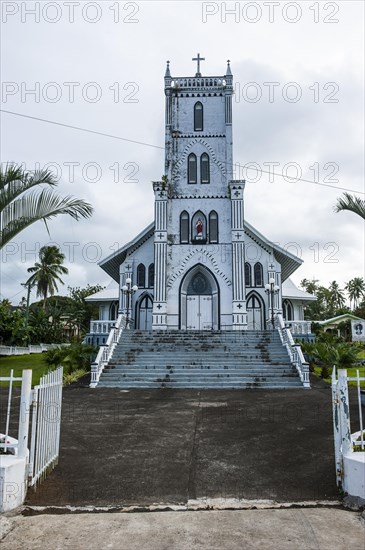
left=187, top=295, right=213, bottom=330
left=247, top=295, right=263, bottom=330
left=138, top=296, right=153, bottom=330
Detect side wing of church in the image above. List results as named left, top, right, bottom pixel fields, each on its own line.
left=86, top=58, right=315, bottom=343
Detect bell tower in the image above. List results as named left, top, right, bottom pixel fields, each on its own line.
left=152, top=56, right=247, bottom=331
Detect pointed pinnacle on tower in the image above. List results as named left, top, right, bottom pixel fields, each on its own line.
left=165, top=60, right=171, bottom=78
left=226, top=60, right=232, bottom=76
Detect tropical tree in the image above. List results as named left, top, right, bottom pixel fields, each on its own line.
left=327, top=281, right=346, bottom=314
left=300, top=278, right=319, bottom=296
left=334, top=192, right=365, bottom=220
left=25, top=245, right=68, bottom=309
left=0, top=164, right=93, bottom=249
left=66, top=284, right=105, bottom=334
left=0, top=299, right=25, bottom=345
left=345, top=277, right=365, bottom=310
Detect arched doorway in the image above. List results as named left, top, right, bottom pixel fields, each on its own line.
left=136, top=293, right=153, bottom=330
left=180, top=265, right=219, bottom=330
left=246, top=293, right=265, bottom=330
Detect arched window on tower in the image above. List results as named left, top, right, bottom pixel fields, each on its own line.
left=245, top=263, right=252, bottom=287
left=194, top=101, right=203, bottom=131
left=200, top=153, right=210, bottom=184
left=188, top=153, right=197, bottom=184
left=148, top=263, right=154, bottom=288
left=137, top=263, right=146, bottom=288
left=209, top=211, right=218, bottom=243
left=254, top=263, right=263, bottom=287
left=180, top=211, right=189, bottom=243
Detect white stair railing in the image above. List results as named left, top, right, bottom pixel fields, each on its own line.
left=275, top=313, right=310, bottom=388
left=90, top=313, right=127, bottom=388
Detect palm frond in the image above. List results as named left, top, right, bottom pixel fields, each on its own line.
left=334, top=193, right=365, bottom=220
left=0, top=165, right=58, bottom=211
left=0, top=189, right=93, bottom=248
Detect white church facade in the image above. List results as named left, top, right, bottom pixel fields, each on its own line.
left=86, top=57, right=315, bottom=342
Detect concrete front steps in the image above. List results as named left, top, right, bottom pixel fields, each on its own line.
left=96, top=330, right=304, bottom=389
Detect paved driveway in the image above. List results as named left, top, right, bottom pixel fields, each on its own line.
left=20, top=375, right=355, bottom=507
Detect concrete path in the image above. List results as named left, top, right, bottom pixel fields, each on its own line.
left=1, top=508, right=364, bottom=549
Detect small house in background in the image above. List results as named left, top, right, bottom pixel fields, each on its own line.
left=317, top=313, right=365, bottom=342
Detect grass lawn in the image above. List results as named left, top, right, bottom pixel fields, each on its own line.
left=0, top=354, right=49, bottom=387
left=314, top=365, right=365, bottom=387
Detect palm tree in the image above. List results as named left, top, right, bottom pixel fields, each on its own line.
left=0, top=164, right=93, bottom=249
left=26, top=246, right=68, bottom=309
left=328, top=281, right=346, bottom=314
left=345, top=277, right=365, bottom=310
left=300, top=278, right=319, bottom=295
left=334, top=193, right=365, bottom=220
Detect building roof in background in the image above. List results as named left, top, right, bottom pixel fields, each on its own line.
left=317, top=313, right=364, bottom=326
left=282, top=278, right=316, bottom=301
left=85, top=280, right=119, bottom=302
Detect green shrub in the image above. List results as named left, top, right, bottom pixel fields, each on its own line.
left=43, top=342, right=97, bottom=377
left=320, top=365, right=330, bottom=379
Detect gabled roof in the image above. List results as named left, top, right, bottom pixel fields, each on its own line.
left=318, top=313, right=365, bottom=326
left=282, top=278, right=316, bottom=301
left=99, top=220, right=303, bottom=283
left=244, top=222, right=302, bottom=282
left=99, top=222, right=155, bottom=282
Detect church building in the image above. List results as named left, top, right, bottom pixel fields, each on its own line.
left=86, top=56, right=315, bottom=342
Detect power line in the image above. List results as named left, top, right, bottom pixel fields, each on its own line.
left=0, top=109, right=165, bottom=151
left=1, top=108, right=364, bottom=195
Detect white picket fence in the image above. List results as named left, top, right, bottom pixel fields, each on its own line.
left=331, top=368, right=365, bottom=497
left=0, top=344, right=67, bottom=356
left=0, top=367, right=63, bottom=488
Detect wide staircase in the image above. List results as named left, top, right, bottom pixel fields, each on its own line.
left=97, top=330, right=304, bottom=389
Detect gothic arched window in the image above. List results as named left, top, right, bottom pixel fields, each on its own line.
left=254, top=263, right=263, bottom=287
left=188, top=153, right=197, bottom=184
left=137, top=263, right=146, bottom=288
left=180, top=211, right=189, bottom=243
left=245, top=263, right=252, bottom=287
left=194, top=101, right=203, bottom=131
left=282, top=300, right=293, bottom=321
left=148, top=263, right=154, bottom=288
left=109, top=301, right=118, bottom=320
left=200, top=153, right=210, bottom=184
left=209, top=211, right=218, bottom=243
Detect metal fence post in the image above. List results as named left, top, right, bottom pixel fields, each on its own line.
left=17, top=369, right=32, bottom=459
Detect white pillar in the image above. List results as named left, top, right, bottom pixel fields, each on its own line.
left=230, top=180, right=247, bottom=330
left=152, top=181, right=168, bottom=330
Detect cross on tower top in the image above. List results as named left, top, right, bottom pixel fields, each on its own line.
left=192, top=53, right=205, bottom=76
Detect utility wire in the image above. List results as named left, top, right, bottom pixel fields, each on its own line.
left=0, top=109, right=165, bottom=150
left=1, top=108, right=364, bottom=195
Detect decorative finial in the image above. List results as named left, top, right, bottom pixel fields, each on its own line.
left=226, top=59, right=232, bottom=77
left=192, top=53, right=205, bottom=76
left=165, top=60, right=171, bottom=78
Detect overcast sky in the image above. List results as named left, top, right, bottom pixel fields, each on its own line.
left=1, top=0, right=364, bottom=304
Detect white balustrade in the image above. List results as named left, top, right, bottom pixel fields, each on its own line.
left=89, top=320, right=116, bottom=335
left=90, top=314, right=127, bottom=388
left=285, top=320, right=312, bottom=335
left=275, top=313, right=310, bottom=388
